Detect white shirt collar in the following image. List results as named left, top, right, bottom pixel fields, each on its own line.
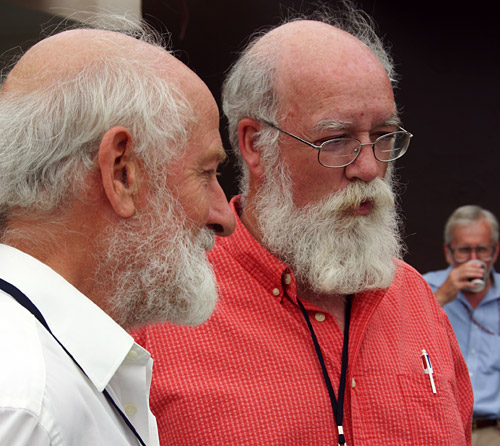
left=0, top=243, right=134, bottom=392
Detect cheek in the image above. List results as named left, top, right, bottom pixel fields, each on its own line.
left=176, top=184, right=210, bottom=226
left=289, top=167, right=345, bottom=207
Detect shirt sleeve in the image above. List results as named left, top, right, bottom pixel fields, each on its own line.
left=422, top=271, right=444, bottom=293
left=443, top=312, right=473, bottom=445
left=0, top=408, right=53, bottom=446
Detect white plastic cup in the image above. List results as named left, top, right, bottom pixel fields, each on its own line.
left=466, top=259, right=487, bottom=293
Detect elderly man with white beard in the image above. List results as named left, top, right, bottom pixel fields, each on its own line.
left=0, top=22, right=235, bottom=446
left=133, top=5, right=473, bottom=446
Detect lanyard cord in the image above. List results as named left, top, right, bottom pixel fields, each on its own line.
left=297, top=294, right=353, bottom=446
left=459, top=299, right=500, bottom=336
left=0, top=278, right=147, bottom=446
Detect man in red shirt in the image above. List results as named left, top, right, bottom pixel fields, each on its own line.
left=133, top=5, right=473, bottom=445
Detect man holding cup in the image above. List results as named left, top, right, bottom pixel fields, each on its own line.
left=424, top=204, right=500, bottom=445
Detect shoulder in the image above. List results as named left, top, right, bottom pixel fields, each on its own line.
left=0, top=296, right=46, bottom=415
left=0, top=294, right=110, bottom=445
left=388, top=260, right=442, bottom=311
left=421, top=267, right=451, bottom=287
left=0, top=296, right=57, bottom=444
left=393, top=259, right=434, bottom=290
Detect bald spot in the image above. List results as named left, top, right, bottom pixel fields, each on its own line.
left=250, top=20, right=393, bottom=120
left=2, top=28, right=209, bottom=108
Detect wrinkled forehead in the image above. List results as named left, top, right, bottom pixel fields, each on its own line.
left=3, top=29, right=176, bottom=93
left=254, top=21, right=394, bottom=115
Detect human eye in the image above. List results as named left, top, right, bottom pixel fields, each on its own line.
left=375, top=131, right=398, bottom=144
left=201, top=167, right=221, bottom=179
left=321, top=137, right=353, bottom=153
left=476, top=246, right=489, bottom=255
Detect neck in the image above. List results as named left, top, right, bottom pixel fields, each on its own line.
left=239, top=195, right=264, bottom=245
left=463, top=277, right=492, bottom=309
left=297, top=281, right=347, bottom=330
left=3, top=205, right=105, bottom=305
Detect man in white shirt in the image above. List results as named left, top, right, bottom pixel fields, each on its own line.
left=0, top=20, right=235, bottom=446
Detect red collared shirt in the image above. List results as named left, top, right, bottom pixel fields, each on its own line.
left=132, top=196, right=472, bottom=445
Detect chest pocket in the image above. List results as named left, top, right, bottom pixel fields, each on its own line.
left=350, top=372, right=466, bottom=445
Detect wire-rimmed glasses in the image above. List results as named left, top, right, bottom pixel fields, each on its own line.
left=447, top=244, right=497, bottom=263
left=259, top=119, right=412, bottom=168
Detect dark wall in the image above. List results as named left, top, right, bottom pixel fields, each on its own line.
left=143, top=0, right=500, bottom=274
left=2, top=1, right=498, bottom=274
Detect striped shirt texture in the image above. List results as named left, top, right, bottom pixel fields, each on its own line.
left=133, top=196, right=473, bottom=445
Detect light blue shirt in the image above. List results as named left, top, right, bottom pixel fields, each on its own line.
left=423, top=267, right=500, bottom=419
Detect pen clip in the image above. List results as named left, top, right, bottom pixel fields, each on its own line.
left=421, top=349, right=437, bottom=394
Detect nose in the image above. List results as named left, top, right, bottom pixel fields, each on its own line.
left=344, top=142, right=386, bottom=182
left=206, top=181, right=236, bottom=237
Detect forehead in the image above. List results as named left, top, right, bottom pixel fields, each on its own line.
left=271, top=24, right=395, bottom=125
left=181, top=85, right=225, bottom=161
left=453, top=220, right=492, bottom=243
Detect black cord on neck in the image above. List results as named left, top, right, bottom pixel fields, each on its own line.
left=0, top=278, right=147, bottom=446
left=297, top=294, right=353, bottom=446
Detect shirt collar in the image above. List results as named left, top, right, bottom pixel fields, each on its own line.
left=0, top=244, right=134, bottom=392
left=212, top=195, right=291, bottom=302
left=482, top=268, right=500, bottom=303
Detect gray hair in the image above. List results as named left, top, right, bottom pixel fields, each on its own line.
left=444, top=205, right=499, bottom=244
left=0, top=23, right=193, bottom=228
left=222, top=0, right=397, bottom=195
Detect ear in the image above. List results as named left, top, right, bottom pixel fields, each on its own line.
left=237, top=118, right=265, bottom=181
left=493, top=242, right=500, bottom=263
left=444, top=243, right=453, bottom=265
left=98, top=126, right=138, bottom=218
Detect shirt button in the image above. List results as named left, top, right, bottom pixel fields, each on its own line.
left=127, top=350, right=139, bottom=361
left=352, top=378, right=356, bottom=388
left=124, top=404, right=137, bottom=417
left=471, top=349, right=476, bottom=354
left=315, top=312, right=326, bottom=322
left=272, top=288, right=280, bottom=296
left=284, top=274, right=292, bottom=285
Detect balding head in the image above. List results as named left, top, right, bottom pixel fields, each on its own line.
left=3, top=28, right=202, bottom=101
left=250, top=20, right=393, bottom=121
left=222, top=10, right=397, bottom=196
left=0, top=26, right=212, bottom=217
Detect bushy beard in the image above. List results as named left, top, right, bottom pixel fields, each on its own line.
left=94, top=189, right=218, bottom=329
left=253, top=162, right=402, bottom=295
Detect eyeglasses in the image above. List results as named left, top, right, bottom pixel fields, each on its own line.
left=447, top=244, right=497, bottom=263
left=259, top=119, right=412, bottom=168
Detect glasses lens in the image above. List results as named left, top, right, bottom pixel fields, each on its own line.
left=453, top=245, right=495, bottom=262
left=476, top=245, right=495, bottom=261
left=453, top=247, right=472, bottom=262
left=374, top=131, right=410, bottom=162
left=319, top=138, right=359, bottom=167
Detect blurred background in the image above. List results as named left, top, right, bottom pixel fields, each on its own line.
left=1, top=0, right=499, bottom=274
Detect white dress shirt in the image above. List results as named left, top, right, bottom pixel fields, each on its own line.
left=0, top=244, right=159, bottom=446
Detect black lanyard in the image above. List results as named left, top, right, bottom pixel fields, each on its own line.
left=297, top=294, right=353, bottom=446
left=459, top=299, right=500, bottom=336
left=0, top=277, right=147, bottom=446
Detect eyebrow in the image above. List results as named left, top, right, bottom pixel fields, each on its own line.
left=314, top=114, right=403, bottom=133
left=199, top=147, right=228, bottom=165
left=314, top=119, right=351, bottom=132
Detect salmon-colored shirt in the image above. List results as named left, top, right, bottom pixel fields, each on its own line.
left=133, top=196, right=472, bottom=445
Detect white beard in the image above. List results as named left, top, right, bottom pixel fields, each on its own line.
left=253, top=162, right=402, bottom=295
left=94, top=189, right=218, bottom=329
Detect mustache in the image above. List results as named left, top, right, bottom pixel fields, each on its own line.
left=303, top=177, right=395, bottom=215
left=198, top=228, right=216, bottom=251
